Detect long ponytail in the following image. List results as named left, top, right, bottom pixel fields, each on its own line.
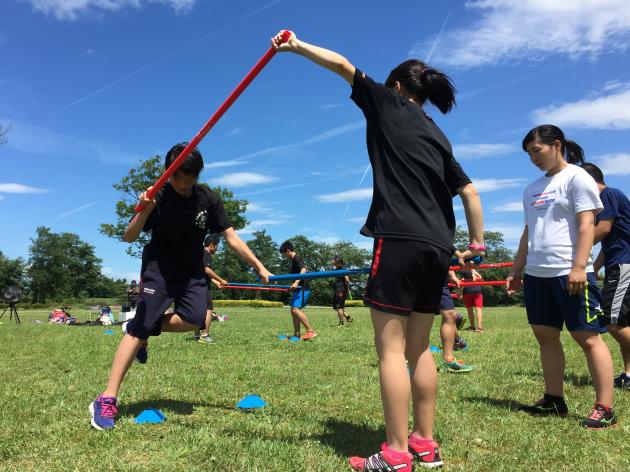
left=521, top=124, right=585, bottom=165
left=385, top=59, right=456, bottom=114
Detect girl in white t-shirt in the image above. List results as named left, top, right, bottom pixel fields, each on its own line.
left=507, top=124, right=616, bottom=428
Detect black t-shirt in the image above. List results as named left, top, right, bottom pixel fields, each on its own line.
left=202, top=251, right=213, bottom=285
left=460, top=270, right=482, bottom=294
left=141, top=183, right=231, bottom=279
left=350, top=69, right=471, bottom=252
left=334, top=268, right=348, bottom=293
left=290, top=254, right=309, bottom=289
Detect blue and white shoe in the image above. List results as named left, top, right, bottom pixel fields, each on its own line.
left=89, top=395, right=118, bottom=430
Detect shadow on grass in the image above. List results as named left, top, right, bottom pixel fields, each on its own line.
left=314, top=419, right=385, bottom=458
left=464, top=396, right=581, bottom=420
left=121, top=399, right=234, bottom=417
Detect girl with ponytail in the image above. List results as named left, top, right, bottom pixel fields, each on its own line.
left=272, top=31, right=484, bottom=471
left=507, top=124, right=617, bottom=428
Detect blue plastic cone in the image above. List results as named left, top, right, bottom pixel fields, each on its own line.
left=134, top=409, right=166, bottom=424
left=430, top=345, right=441, bottom=353
left=103, top=329, right=114, bottom=335
left=236, top=394, right=266, bottom=409
left=277, top=334, right=287, bottom=340
left=288, top=336, right=300, bottom=342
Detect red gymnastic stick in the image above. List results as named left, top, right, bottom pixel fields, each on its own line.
left=224, top=285, right=289, bottom=293
left=449, top=262, right=513, bottom=271
left=135, top=30, right=293, bottom=213
left=448, top=280, right=510, bottom=288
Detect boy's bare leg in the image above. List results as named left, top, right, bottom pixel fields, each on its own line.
left=103, top=335, right=145, bottom=397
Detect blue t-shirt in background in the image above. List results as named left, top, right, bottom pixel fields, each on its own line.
left=598, top=187, right=630, bottom=267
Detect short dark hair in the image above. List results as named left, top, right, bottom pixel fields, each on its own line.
left=165, top=142, right=204, bottom=177
left=279, top=240, right=294, bottom=253
left=581, top=162, right=605, bottom=185
left=204, top=234, right=220, bottom=246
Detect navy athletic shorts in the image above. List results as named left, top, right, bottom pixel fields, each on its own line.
left=523, top=273, right=606, bottom=332
left=129, top=269, right=208, bottom=340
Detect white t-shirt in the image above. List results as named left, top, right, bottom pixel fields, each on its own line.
left=523, top=164, right=603, bottom=277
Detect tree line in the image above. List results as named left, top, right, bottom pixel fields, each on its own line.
left=0, top=153, right=518, bottom=306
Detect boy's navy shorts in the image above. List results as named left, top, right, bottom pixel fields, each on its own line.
left=364, top=238, right=450, bottom=316
left=523, top=273, right=606, bottom=332
left=129, top=269, right=208, bottom=340
left=333, top=290, right=347, bottom=309
left=438, top=283, right=455, bottom=312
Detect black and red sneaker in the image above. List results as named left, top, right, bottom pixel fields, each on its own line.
left=582, top=404, right=617, bottom=429
left=520, top=395, right=568, bottom=416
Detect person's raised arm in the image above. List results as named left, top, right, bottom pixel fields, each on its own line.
left=271, top=31, right=355, bottom=85
left=124, top=189, right=156, bottom=242
left=221, top=227, right=272, bottom=283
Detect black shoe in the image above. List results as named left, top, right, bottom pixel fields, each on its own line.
left=582, top=404, right=617, bottom=429
left=520, top=395, right=568, bottom=416
left=614, top=372, right=630, bottom=390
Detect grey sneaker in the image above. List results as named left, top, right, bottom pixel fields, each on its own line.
left=197, top=335, right=215, bottom=344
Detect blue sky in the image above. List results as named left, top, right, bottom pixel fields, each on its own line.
left=1, top=0, right=629, bottom=281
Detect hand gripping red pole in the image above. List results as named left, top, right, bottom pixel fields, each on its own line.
left=135, top=30, right=292, bottom=213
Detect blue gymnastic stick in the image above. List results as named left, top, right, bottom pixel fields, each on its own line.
left=267, top=268, right=370, bottom=282
left=226, top=282, right=292, bottom=289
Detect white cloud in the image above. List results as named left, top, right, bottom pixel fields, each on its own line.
left=208, top=172, right=279, bottom=188
left=346, top=217, right=366, bottom=223
left=317, top=188, right=373, bottom=203
left=205, top=159, right=250, bottom=170
left=492, top=201, right=523, bottom=213
left=411, top=0, right=630, bottom=68
left=0, top=183, right=48, bottom=194
left=235, top=120, right=365, bottom=161
left=593, top=153, right=630, bottom=176
left=25, top=0, right=195, bottom=21
left=531, top=85, right=630, bottom=130
left=226, top=127, right=243, bottom=137
left=1, top=117, right=143, bottom=164
left=238, top=219, right=285, bottom=235
left=485, top=223, right=525, bottom=245
left=472, top=178, right=527, bottom=193
left=312, top=233, right=341, bottom=244
left=50, top=202, right=95, bottom=225
left=453, top=143, right=516, bottom=159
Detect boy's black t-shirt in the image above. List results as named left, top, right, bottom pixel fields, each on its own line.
left=290, top=254, right=309, bottom=289
left=460, top=269, right=482, bottom=294
left=350, top=69, right=471, bottom=252
left=141, top=183, right=231, bottom=279
left=202, top=251, right=213, bottom=286
left=334, top=267, right=347, bottom=292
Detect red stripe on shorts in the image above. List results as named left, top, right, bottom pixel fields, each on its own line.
left=371, top=238, right=384, bottom=278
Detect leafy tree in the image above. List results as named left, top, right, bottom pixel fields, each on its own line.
left=27, top=227, right=105, bottom=303
left=0, top=251, right=26, bottom=295
left=100, top=155, right=249, bottom=258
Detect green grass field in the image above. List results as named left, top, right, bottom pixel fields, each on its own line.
left=1, top=306, right=629, bottom=471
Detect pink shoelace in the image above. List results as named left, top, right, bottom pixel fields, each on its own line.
left=98, top=399, right=118, bottom=418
